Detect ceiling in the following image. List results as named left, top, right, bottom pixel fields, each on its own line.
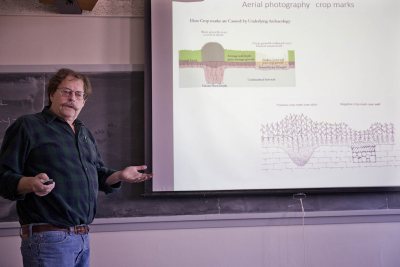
left=0, top=0, right=144, bottom=17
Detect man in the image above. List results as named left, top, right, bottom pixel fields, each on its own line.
left=0, top=68, right=152, bottom=267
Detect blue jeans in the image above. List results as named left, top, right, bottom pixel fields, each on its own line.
left=20, top=227, right=90, bottom=267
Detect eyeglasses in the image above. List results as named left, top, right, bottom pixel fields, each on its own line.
left=57, top=88, right=86, bottom=100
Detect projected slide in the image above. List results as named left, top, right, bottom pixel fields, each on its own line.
left=151, top=0, right=400, bottom=191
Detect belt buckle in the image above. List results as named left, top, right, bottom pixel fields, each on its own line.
left=74, top=225, right=81, bottom=234
left=72, top=225, right=89, bottom=235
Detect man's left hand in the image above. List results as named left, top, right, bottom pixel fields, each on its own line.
left=118, top=165, right=153, bottom=183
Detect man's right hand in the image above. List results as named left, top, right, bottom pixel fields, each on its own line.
left=17, top=173, right=55, bottom=196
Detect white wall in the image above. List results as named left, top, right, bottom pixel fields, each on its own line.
left=0, top=15, right=144, bottom=65
left=1, top=222, right=400, bottom=267
left=91, top=222, right=400, bottom=267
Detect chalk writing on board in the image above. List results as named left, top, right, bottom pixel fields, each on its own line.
left=93, top=122, right=117, bottom=145
left=0, top=74, right=45, bottom=145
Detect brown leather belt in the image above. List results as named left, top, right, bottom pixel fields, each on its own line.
left=20, top=224, right=89, bottom=238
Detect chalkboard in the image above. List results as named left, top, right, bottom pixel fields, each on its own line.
left=1, top=70, right=400, bottom=224
left=0, top=71, right=145, bottom=222
left=0, top=73, right=45, bottom=143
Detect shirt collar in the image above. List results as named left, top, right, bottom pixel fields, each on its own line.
left=41, top=106, right=84, bottom=126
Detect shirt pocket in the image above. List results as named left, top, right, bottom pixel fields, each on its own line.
left=79, top=134, right=99, bottom=164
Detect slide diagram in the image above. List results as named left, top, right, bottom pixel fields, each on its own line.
left=179, top=42, right=295, bottom=87
left=260, top=114, right=400, bottom=170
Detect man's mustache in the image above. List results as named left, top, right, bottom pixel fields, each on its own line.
left=62, top=102, right=78, bottom=110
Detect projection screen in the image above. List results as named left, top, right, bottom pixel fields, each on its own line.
left=150, top=0, right=400, bottom=192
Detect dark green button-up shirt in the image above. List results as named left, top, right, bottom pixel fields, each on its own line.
left=0, top=107, right=120, bottom=227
